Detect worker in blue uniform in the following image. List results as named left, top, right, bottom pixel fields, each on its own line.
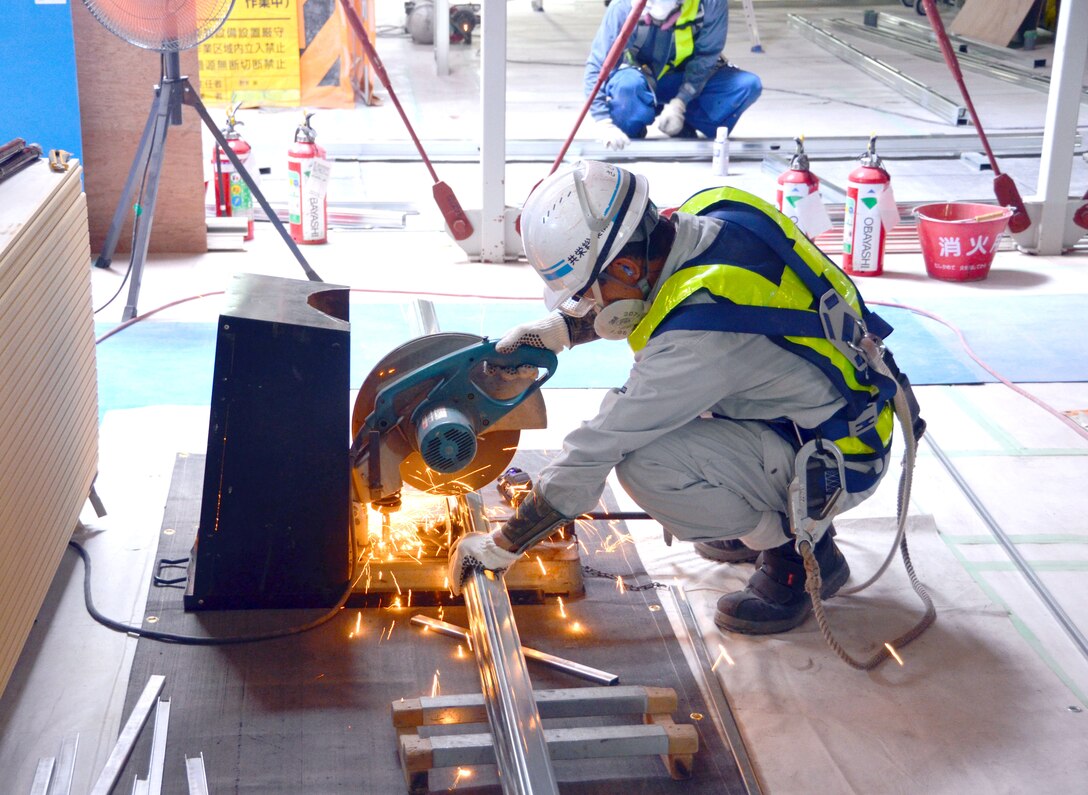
left=449, top=161, right=924, bottom=635
left=586, top=0, right=762, bottom=149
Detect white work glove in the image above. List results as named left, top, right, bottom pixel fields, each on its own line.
left=496, top=313, right=571, bottom=354
left=656, top=97, right=687, bottom=137
left=595, top=118, right=630, bottom=150
left=448, top=532, right=521, bottom=596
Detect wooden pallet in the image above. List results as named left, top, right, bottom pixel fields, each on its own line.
left=392, top=686, right=698, bottom=794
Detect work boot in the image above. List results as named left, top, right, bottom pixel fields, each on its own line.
left=694, top=538, right=759, bottom=564
left=714, top=532, right=850, bottom=635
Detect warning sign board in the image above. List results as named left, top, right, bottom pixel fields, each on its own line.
left=198, top=0, right=302, bottom=107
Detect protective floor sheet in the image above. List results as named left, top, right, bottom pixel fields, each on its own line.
left=116, top=453, right=745, bottom=794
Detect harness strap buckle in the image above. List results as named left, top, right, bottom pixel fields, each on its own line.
left=818, top=291, right=868, bottom=372
left=788, top=439, right=846, bottom=552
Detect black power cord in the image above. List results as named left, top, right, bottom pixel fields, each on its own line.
left=67, top=540, right=354, bottom=646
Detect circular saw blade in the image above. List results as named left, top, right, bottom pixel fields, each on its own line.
left=352, top=332, right=519, bottom=496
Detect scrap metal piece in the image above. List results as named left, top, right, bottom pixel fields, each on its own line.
left=30, top=758, right=54, bottom=795
left=89, top=675, right=166, bottom=795
left=46, top=734, right=78, bottom=795
left=147, top=700, right=171, bottom=794
left=788, top=14, right=966, bottom=125
left=184, top=754, right=209, bottom=795
left=459, top=493, right=559, bottom=795
left=411, top=615, right=620, bottom=686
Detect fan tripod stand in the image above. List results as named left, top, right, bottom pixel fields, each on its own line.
left=94, top=51, right=322, bottom=321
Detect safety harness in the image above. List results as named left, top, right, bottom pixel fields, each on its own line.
left=629, top=186, right=935, bottom=668
left=629, top=186, right=902, bottom=496
left=626, top=0, right=702, bottom=81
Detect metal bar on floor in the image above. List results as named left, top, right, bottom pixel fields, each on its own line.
left=411, top=615, right=620, bottom=686
left=89, top=675, right=166, bottom=795
left=787, top=14, right=966, bottom=126
left=459, top=495, right=559, bottom=795
left=926, top=435, right=1088, bottom=665
left=829, top=17, right=1086, bottom=102
left=184, top=754, right=209, bottom=795
left=29, top=758, right=54, bottom=795
left=324, top=131, right=1067, bottom=163
left=147, top=700, right=170, bottom=794
left=665, top=586, right=763, bottom=795
left=869, top=11, right=1047, bottom=67
left=46, top=734, right=78, bottom=795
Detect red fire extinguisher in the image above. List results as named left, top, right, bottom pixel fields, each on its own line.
left=288, top=111, right=328, bottom=245
left=777, top=136, right=820, bottom=228
left=212, top=104, right=254, bottom=241
left=843, top=135, right=892, bottom=276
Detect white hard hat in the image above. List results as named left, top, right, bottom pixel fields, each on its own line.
left=520, top=160, right=650, bottom=312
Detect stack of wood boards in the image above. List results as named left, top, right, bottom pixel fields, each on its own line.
left=0, top=159, right=98, bottom=698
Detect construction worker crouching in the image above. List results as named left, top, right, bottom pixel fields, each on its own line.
left=448, top=161, right=924, bottom=635
left=587, top=0, right=762, bottom=150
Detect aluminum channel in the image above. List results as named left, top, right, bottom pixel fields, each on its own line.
left=322, top=132, right=1062, bottom=163
left=459, top=495, right=559, bottom=795
left=89, top=675, right=166, bottom=795
left=829, top=17, right=1088, bottom=102
left=787, top=14, right=966, bottom=125
left=926, top=434, right=1088, bottom=665
left=870, top=11, right=1049, bottom=66
left=411, top=615, right=621, bottom=686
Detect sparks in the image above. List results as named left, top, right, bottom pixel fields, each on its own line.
left=431, top=669, right=441, bottom=698
left=616, top=575, right=626, bottom=593
left=456, top=644, right=465, bottom=659
left=354, top=611, right=362, bottom=636
left=884, top=642, right=905, bottom=666
left=535, top=556, right=546, bottom=575
left=449, top=767, right=472, bottom=791
left=570, top=621, right=583, bottom=634
left=557, top=596, right=567, bottom=619
left=711, top=643, right=735, bottom=671
left=390, top=571, right=402, bottom=595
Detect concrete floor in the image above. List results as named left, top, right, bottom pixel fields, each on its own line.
left=3, top=1, right=1088, bottom=792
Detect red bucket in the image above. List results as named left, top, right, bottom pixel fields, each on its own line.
left=914, top=202, right=1013, bottom=282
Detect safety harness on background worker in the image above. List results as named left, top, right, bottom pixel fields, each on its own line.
left=629, top=186, right=934, bottom=669
left=623, top=0, right=702, bottom=86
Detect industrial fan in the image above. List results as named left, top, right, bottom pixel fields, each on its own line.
left=84, top=0, right=321, bottom=320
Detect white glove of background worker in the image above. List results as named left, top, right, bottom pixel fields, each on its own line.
left=496, top=313, right=571, bottom=354
left=595, top=118, right=630, bottom=150
left=656, top=97, right=687, bottom=137
left=447, top=532, right=520, bottom=596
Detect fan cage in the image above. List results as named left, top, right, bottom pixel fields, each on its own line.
left=83, top=0, right=235, bottom=52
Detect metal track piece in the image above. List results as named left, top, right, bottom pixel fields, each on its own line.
left=30, top=758, right=54, bottom=795
left=46, top=734, right=78, bottom=795
left=184, top=754, right=209, bottom=795
left=324, top=131, right=1066, bottom=163
left=411, top=615, right=620, bottom=685
left=829, top=17, right=1086, bottom=102
left=926, top=435, right=1088, bottom=665
left=788, top=14, right=966, bottom=125
left=460, top=495, right=559, bottom=795
left=869, top=11, right=1047, bottom=67
left=89, top=675, right=166, bottom=795
left=147, top=700, right=171, bottom=794
left=665, top=586, right=763, bottom=795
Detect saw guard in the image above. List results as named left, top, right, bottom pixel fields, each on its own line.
left=351, top=333, right=554, bottom=499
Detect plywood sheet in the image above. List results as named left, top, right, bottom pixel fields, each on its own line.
left=949, top=0, right=1038, bottom=47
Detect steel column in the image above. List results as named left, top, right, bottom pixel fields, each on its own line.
left=1034, top=0, right=1088, bottom=254
left=459, top=496, right=558, bottom=794
left=434, top=0, right=450, bottom=76
left=480, top=0, right=508, bottom=262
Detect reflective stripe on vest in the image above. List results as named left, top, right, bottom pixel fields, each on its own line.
left=629, top=186, right=895, bottom=471
left=659, top=0, right=701, bottom=78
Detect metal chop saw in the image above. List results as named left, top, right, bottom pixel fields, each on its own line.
left=347, top=333, right=582, bottom=600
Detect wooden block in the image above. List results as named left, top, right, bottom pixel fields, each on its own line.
left=644, top=713, right=698, bottom=780
left=949, top=0, right=1037, bottom=47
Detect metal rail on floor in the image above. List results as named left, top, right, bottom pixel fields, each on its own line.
left=787, top=14, right=967, bottom=126
left=323, top=132, right=1070, bottom=163
left=460, top=494, right=559, bottom=795
left=926, top=434, right=1088, bottom=666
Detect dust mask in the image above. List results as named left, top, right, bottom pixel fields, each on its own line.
left=645, top=0, right=682, bottom=23
left=593, top=293, right=650, bottom=340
